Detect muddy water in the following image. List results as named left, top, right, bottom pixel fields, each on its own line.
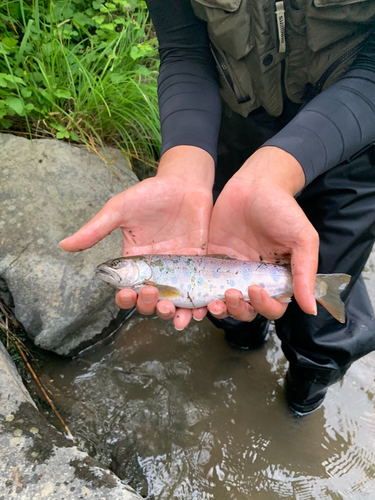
left=38, top=312, right=375, bottom=500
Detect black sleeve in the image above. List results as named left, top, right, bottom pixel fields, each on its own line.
left=146, top=0, right=221, bottom=161
left=263, top=35, right=375, bottom=186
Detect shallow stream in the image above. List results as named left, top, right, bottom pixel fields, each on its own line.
left=37, top=312, right=375, bottom=499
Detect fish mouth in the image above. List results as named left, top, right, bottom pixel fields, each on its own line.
left=95, top=264, right=121, bottom=285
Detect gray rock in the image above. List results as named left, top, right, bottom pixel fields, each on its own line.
left=0, top=341, right=142, bottom=499
left=0, top=133, right=139, bottom=355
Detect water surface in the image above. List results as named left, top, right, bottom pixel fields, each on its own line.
left=39, top=314, right=375, bottom=499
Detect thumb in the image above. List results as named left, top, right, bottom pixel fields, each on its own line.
left=60, top=196, right=124, bottom=252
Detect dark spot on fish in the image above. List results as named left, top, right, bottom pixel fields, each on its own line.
left=129, top=230, right=132, bottom=233
left=39, top=159, right=43, bottom=163
left=274, top=252, right=278, bottom=256
left=259, top=255, right=263, bottom=261
left=235, top=271, right=238, bottom=275
left=176, top=315, right=180, bottom=318
left=275, top=260, right=280, bottom=264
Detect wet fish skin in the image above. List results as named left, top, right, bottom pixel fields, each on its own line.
left=95, top=255, right=351, bottom=323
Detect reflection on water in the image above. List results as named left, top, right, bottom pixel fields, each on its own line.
left=39, top=314, right=375, bottom=499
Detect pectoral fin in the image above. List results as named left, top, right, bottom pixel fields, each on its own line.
left=154, top=285, right=181, bottom=299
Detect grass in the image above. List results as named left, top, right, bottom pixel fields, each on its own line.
left=0, top=0, right=161, bottom=171
left=0, top=299, right=41, bottom=377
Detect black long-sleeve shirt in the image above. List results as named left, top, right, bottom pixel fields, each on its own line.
left=146, top=0, right=375, bottom=186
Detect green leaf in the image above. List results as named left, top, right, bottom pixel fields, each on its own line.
left=21, top=88, right=32, bottom=98
left=92, top=0, right=104, bottom=9
left=0, top=76, right=7, bottom=88
left=2, top=74, right=25, bottom=85
left=56, top=131, right=70, bottom=139
left=69, top=131, right=80, bottom=142
left=5, top=97, right=24, bottom=115
left=2, top=38, right=18, bottom=49
left=0, top=119, right=12, bottom=129
left=55, top=89, right=72, bottom=99
left=92, top=15, right=105, bottom=24
left=25, top=103, right=34, bottom=111
left=101, top=23, right=115, bottom=30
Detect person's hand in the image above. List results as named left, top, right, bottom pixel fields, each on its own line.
left=206, top=146, right=319, bottom=323
left=60, top=146, right=214, bottom=329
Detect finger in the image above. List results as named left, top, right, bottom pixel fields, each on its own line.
left=291, top=230, right=319, bottom=316
left=207, top=300, right=228, bottom=319
left=136, top=286, right=159, bottom=316
left=116, top=289, right=137, bottom=309
left=225, top=289, right=257, bottom=322
left=248, top=285, right=288, bottom=320
left=192, top=307, right=207, bottom=321
left=59, top=194, right=124, bottom=252
left=156, top=300, right=176, bottom=320
left=174, top=308, right=193, bottom=330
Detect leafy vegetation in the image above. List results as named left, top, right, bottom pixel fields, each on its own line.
left=0, top=0, right=161, bottom=167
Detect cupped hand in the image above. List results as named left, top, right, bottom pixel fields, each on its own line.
left=60, top=146, right=214, bottom=330
left=207, top=146, right=319, bottom=322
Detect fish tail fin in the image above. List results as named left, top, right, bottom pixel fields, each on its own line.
left=315, top=274, right=351, bottom=323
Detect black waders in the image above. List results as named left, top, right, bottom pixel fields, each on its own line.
left=212, top=100, right=375, bottom=415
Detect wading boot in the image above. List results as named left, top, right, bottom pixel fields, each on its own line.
left=207, top=313, right=269, bottom=350
left=285, top=365, right=330, bottom=416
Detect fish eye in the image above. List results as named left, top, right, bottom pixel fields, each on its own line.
left=112, top=260, right=121, bottom=268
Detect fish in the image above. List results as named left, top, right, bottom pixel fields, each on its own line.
left=95, top=254, right=351, bottom=323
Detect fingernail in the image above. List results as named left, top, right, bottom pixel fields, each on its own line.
left=249, top=287, right=262, bottom=303
left=313, top=302, right=317, bottom=316
left=158, top=305, right=171, bottom=315
left=143, top=291, right=156, bottom=304
left=174, top=326, right=184, bottom=331
left=119, top=292, right=133, bottom=307
left=193, top=316, right=203, bottom=321
left=209, top=310, right=223, bottom=316
left=226, top=293, right=239, bottom=308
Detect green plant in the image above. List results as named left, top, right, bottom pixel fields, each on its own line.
left=0, top=0, right=161, bottom=166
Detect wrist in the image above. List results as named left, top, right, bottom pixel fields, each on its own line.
left=156, top=146, right=215, bottom=189
left=234, top=146, right=306, bottom=196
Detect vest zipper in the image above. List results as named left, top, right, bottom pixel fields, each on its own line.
left=303, top=40, right=366, bottom=101
left=211, top=43, right=251, bottom=104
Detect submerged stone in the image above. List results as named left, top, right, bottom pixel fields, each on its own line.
left=0, top=340, right=142, bottom=499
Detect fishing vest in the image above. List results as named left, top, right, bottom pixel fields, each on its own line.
left=190, top=0, right=375, bottom=117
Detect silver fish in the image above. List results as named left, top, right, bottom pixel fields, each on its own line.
left=96, top=254, right=351, bottom=323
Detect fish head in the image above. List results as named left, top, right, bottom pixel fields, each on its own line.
left=95, top=258, right=140, bottom=289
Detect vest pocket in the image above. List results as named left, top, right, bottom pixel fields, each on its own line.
left=308, top=0, right=375, bottom=51
left=190, top=0, right=253, bottom=60
left=313, top=0, right=368, bottom=6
